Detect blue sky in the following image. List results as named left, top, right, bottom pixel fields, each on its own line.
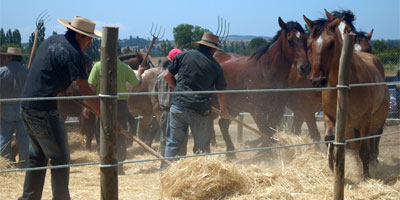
left=0, top=0, right=399, bottom=42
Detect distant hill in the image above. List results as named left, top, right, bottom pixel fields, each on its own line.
left=226, top=35, right=271, bottom=41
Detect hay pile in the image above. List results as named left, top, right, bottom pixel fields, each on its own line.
left=161, top=156, right=249, bottom=199
left=160, top=132, right=400, bottom=199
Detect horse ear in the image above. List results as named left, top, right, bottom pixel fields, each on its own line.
left=366, top=29, right=374, bottom=41
left=328, top=17, right=342, bottom=32
left=278, top=17, right=287, bottom=30
left=303, top=15, right=315, bottom=31
left=324, top=8, right=334, bottom=20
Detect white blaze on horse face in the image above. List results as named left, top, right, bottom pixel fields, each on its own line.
left=316, top=36, right=324, bottom=47
left=354, top=44, right=362, bottom=52
left=296, top=31, right=300, bottom=38
left=338, top=22, right=346, bottom=40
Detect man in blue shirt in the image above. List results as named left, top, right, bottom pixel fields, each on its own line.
left=0, top=47, right=30, bottom=168
left=19, top=16, right=101, bottom=200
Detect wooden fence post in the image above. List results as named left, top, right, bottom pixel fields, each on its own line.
left=334, top=33, right=355, bottom=200
left=99, top=26, right=119, bottom=200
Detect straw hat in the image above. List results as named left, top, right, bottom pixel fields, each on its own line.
left=58, top=16, right=102, bottom=38
left=0, top=47, right=29, bottom=56
left=193, top=32, right=222, bottom=51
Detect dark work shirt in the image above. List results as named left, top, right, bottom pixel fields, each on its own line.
left=168, top=48, right=226, bottom=111
left=21, top=34, right=88, bottom=111
left=0, top=61, right=29, bottom=104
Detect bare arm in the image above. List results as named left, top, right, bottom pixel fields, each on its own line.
left=216, top=93, right=229, bottom=119
left=76, top=79, right=100, bottom=116
left=163, top=69, right=176, bottom=88
left=135, top=65, right=146, bottom=88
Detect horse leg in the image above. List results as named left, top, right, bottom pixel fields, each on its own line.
left=218, top=118, right=236, bottom=159
left=292, top=112, right=304, bottom=135
left=370, top=127, right=383, bottom=165
left=210, top=115, right=217, bottom=146
left=359, top=140, right=371, bottom=178
left=323, top=113, right=335, bottom=172
left=304, top=111, right=321, bottom=142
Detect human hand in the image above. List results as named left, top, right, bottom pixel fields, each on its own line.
left=82, top=108, right=90, bottom=119
left=219, top=108, right=230, bottom=119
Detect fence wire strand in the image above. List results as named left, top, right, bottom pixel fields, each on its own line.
left=1, top=130, right=399, bottom=174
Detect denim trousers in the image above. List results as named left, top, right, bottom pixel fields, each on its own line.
left=160, top=109, right=187, bottom=157
left=19, top=108, right=70, bottom=200
left=0, top=104, right=29, bottom=167
left=164, top=105, right=211, bottom=160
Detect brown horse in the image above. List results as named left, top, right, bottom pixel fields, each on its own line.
left=214, top=17, right=310, bottom=153
left=127, top=67, right=164, bottom=146
left=287, top=9, right=375, bottom=142
left=354, top=30, right=373, bottom=53
left=303, top=15, right=389, bottom=177
left=119, top=51, right=154, bottom=70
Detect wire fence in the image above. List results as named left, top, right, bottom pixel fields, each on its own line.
left=0, top=80, right=399, bottom=174
left=1, top=130, right=399, bottom=174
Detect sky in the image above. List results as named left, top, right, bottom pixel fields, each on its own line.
left=0, top=0, right=399, bottom=43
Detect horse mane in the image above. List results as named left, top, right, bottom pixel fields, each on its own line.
left=250, top=21, right=305, bottom=61
left=331, top=9, right=356, bottom=31
left=310, top=18, right=330, bottom=37
left=354, top=30, right=368, bottom=42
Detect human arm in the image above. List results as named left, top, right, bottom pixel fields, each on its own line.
left=163, top=69, right=176, bottom=88
left=135, top=65, right=146, bottom=88
left=216, top=93, right=229, bottom=119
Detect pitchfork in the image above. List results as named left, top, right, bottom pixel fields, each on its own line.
left=215, top=16, right=230, bottom=46
left=28, top=10, right=50, bottom=68
left=141, top=23, right=165, bottom=69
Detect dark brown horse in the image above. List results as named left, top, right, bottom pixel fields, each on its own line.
left=354, top=29, right=373, bottom=53
left=119, top=51, right=154, bottom=70
left=303, top=15, right=389, bottom=177
left=214, top=17, right=310, bottom=153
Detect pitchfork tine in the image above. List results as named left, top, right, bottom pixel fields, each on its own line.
left=156, top=26, right=162, bottom=38
left=149, top=23, right=154, bottom=36
left=216, top=16, right=221, bottom=36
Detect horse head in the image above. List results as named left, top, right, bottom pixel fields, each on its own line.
left=325, top=9, right=356, bottom=40
left=277, top=17, right=311, bottom=77
left=303, top=15, right=344, bottom=87
left=354, top=29, right=373, bottom=52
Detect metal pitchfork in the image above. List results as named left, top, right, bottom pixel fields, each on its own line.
left=141, top=23, right=165, bottom=69
left=28, top=10, right=50, bottom=68
left=215, top=16, right=230, bottom=47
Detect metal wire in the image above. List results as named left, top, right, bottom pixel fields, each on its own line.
left=1, top=130, right=398, bottom=174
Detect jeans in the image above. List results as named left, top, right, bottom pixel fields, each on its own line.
left=160, top=109, right=187, bottom=157
left=19, top=108, right=70, bottom=200
left=164, top=105, right=211, bottom=160
left=0, top=104, right=29, bottom=167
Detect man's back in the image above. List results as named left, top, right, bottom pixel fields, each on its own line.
left=0, top=61, right=28, bottom=102
left=168, top=49, right=226, bottom=111
left=21, top=34, right=87, bottom=111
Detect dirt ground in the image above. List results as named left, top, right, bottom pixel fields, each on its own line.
left=1, top=116, right=399, bottom=199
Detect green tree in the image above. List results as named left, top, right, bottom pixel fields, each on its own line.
left=12, top=29, right=21, bottom=44
left=0, top=28, right=5, bottom=45
left=5, top=29, right=12, bottom=43
left=52, top=31, right=57, bottom=36
left=173, top=24, right=210, bottom=49
left=248, top=37, right=267, bottom=51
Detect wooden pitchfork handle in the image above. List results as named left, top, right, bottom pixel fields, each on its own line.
left=73, top=99, right=171, bottom=165
left=28, top=28, right=39, bottom=68
left=211, top=107, right=275, bottom=141
left=140, top=36, right=157, bottom=68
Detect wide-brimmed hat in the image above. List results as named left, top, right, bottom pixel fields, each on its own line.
left=0, top=47, right=29, bottom=56
left=58, top=16, right=102, bottom=38
left=193, top=32, right=222, bottom=51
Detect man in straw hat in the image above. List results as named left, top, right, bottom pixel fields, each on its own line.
left=19, top=16, right=101, bottom=200
left=162, top=32, right=229, bottom=168
left=0, top=47, right=30, bottom=169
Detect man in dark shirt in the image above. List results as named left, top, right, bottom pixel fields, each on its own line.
left=163, top=32, right=229, bottom=167
left=0, top=47, right=29, bottom=168
left=19, top=16, right=101, bottom=200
